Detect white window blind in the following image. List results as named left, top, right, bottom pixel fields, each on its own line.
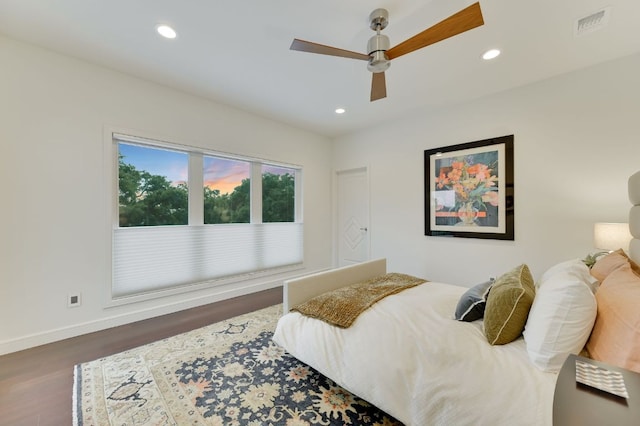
left=113, top=223, right=303, bottom=298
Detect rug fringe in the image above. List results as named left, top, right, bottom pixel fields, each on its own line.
left=72, top=364, right=81, bottom=426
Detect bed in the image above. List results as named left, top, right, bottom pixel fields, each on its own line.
left=273, top=172, right=640, bottom=426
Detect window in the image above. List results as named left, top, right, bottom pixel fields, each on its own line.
left=262, top=165, right=296, bottom=223
left=118, top=143, right=188, bottom=226
left=203, top=156, right=250, bottom=224
left=111, top=133, right=303, bottom=301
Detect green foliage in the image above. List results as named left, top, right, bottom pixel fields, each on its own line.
left=118, top=155, right=187, bottom=226
left=204, top=179, right=250, bottom=224
left=262, top=172, right=295, bottom=222
left=228, top=178, right=250, bottom=223
left=120, top=158, right=295, bottom=227
left=203, top=187, right=224, bottom=224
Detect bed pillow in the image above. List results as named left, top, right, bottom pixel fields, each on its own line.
left=590, top=249, right=630, bottom=282
left=454, top=279, right=493, bottom=322
left=619, top=249, right=640, bottom=277
left=484, top=264, right=535, bottom=345
left=586, top=264, right=640, bottom=373
left=539, top=258, right=599, bottom=293
left=523, top=260, right=597, bottom=372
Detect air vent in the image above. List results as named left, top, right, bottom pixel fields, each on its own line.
left=575, top=7, right=611, bottom=37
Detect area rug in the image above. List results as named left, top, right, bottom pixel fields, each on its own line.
left=73, top=304, right=402, bottom=425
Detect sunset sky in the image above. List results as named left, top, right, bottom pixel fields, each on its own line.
left=203, top=156, right=248, bottom=194
left=119, top=143, right=291, bottom=195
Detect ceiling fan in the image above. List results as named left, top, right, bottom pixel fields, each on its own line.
left=290, top=2, right=484, bottom=102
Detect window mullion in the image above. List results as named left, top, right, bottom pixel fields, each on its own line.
left=250, top=163, right=262, bottom=224
left=189, top=153, right=204, bottom=225
left=294, top=169, right=302, bottom=222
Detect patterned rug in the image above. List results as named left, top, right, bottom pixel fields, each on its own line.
left=73, top=304, right=402, bottom=425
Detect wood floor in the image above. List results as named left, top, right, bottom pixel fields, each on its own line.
left=0, top=287, right=282, bottom=426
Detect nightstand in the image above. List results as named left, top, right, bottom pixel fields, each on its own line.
left=553, top=354, right=640, bottom=425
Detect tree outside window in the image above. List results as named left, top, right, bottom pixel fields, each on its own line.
left=203, top=156, right=250, bottom=224
left=118, top=143, right=188, bottom=227
left=262, top=165, right=295, bottom=223
left=118, top=145, right=298, bottom=227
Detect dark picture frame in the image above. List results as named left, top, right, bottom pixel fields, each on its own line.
left=424, top=135, right=514, bottom=240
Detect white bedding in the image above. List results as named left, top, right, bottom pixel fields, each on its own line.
left=273, top=281, right=558, bottom=426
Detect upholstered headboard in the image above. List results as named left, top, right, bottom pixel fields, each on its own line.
left=628, top=171, right=640, bottom=264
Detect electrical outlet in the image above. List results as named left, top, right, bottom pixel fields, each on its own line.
left=68, top=293, right=81, bottom=308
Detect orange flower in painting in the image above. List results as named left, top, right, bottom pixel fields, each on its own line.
left=435, top=171, right=450, bottom=189
left=466, top=164, right=482, bottom=175
left=453, top=183, right=466, bottom=199
left=447, top=168, right=462, bottom=182
left=435, top=156, right=499, bottom=212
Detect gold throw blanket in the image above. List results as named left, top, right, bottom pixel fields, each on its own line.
left=291, top=272, right=427, bottom=328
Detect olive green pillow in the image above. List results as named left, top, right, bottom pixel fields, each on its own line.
left=484, top=264, right=536, bottom=345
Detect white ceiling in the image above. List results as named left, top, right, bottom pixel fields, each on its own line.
left=1, top=0, right=639, bottom=137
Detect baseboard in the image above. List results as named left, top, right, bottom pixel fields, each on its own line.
left=0, top=280, right=280, bottom=356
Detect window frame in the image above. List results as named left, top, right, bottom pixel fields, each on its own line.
left=104, top=128, right=303, bottom=306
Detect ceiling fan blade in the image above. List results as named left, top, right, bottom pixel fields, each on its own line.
left=387, top=2, right=484, bottom=60
left=290, top=39, right=370, bottom=61
left=370, top=72, right=387, bottom=101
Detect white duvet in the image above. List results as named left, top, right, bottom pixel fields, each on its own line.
left=273, top=282, right=558, bottom=426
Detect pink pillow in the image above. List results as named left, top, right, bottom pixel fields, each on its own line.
left=590, top=250, right=629, bottom=282
left=586, top=264, right=640, bottom=373
left=619, top=249, right=640, bottom=277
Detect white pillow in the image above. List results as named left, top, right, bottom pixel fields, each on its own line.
left=523, top=259, right=597, bottom=372
left=538, top=258, right=599, bottom=292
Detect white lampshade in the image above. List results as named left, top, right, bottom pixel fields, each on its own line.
left=593, top=222, right=632, bottom=252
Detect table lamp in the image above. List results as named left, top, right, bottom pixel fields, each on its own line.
left=593, top=222, right=632, bottom=253
left=583, top=223, right=632, bottom=268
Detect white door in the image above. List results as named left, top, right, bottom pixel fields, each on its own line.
left=336, top=167, right=370, bottom=267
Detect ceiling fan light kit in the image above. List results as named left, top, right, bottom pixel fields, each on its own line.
left=290, top=2, right=485, bottom=102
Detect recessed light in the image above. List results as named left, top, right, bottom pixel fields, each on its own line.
left=335, top=108, right=346, bottom=114
left=482, top=49, right=501, bottom=60
left=157, top=24, right=177, bottom=39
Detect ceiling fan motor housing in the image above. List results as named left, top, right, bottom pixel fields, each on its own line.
left=367, top=9, right=390, bottom=73
left=367, top=34, right=390, bottom=72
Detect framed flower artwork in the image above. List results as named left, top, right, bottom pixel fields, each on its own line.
left=424, top=135, right=514, bottom=240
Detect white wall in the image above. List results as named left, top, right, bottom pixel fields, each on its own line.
left=0, top=35, right=333, bottom=354
left=333, top=53, right=640, bottom=286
